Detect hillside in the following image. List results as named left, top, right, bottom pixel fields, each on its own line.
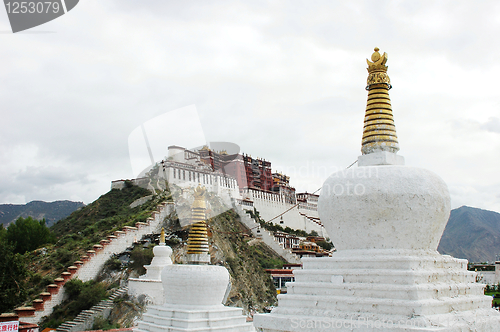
left=209, top=209, right=281, bottom=312
left=0, top=200, right=85, bottom=227
left=438, top=206, right=500, bottom=263
left=2, top=178, right=282, bottom=327
left=50, top=183, right=156, bottom=237
left=0, top=183, right=166, bottom=314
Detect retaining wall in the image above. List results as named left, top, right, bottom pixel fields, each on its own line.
left=18, top=201, right=174, bottom=324
left=234, top=204, right=301, bottom=264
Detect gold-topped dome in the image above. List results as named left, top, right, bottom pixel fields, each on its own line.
left=361, top=47, right=400, bottom=155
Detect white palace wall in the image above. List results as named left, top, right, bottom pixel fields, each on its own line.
left=243, top=189, right=328, bottom=238
left=159, top=165, right=240, bottom=207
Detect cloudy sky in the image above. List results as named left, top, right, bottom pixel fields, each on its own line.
left=0, top=1, right=499, bottom=213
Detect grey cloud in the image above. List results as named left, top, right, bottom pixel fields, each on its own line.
left=1, top=1, right=499, bottom=214
left=13, top=166, right=83, bottom=187
left=481, top=117, right=500, bottom=134
left=0, top=165, right=91, bottom=203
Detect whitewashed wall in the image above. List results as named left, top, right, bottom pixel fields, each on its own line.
left=74, top=202, right=174, bottom=282
left=243, top=189, right=328, bottom=238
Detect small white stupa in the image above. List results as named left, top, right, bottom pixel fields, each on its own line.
left=134, top=185, right=255, bottom=332
left=128, top=228, right=173, bottom=304
left=254, top=48, right=500, bottom=331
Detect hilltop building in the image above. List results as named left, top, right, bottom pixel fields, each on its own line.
left=265, top=264, right=302, bottom=295
left=113, top=145, right=328, bottom=238
left=468, top=262, right=500, bottom=285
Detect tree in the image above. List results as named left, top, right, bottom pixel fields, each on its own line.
left=6, top=217, right=55, bottom=254
left=130, top=246, right=154, bottom=275
left=316, top=240, right=333, bottom=251
left=309, top=230, right=319, bottom=237
left=0, top=240, right=28, bottom=312
left=0, top=224, right=6, bottom=241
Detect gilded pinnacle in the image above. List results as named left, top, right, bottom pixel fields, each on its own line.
left=361, top=47, right=400, bottom=155
left=186, top=185, right=209, bottom=258
left=160, top=227, right=165, bottom=245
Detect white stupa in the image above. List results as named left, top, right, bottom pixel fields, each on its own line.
left=128, top=228, right=173, bottom=304
left=134, top=185, right=255, bottom=332
left=253, top=48, right=500, bottom=331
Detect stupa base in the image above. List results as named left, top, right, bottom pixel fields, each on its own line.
left=135, top=304, right=255, bottom=332
left=254, top=250, right=500, bottom=331
left=128, top=278, right=163, bottom=305
left=255, top=310, right=500, bottom=332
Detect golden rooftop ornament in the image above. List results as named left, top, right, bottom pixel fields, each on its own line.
left=160, top=227, right=165, bottom=245
left=186, top=185, right=210, bottom=263
left=361, top=47, right=400, bottom=155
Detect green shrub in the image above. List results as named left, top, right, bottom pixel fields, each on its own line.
left=316, top=240, right=333, bottom=251
left=65, top=279, right=84, bottom=298
left=130, top=246, right=154, bottom=275
left=93, top=316, right=120, bottom=330
left=104, top=257, right=122, bottom=272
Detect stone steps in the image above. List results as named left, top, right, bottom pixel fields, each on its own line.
left=136, top=304, right=255, bottom=331
left=293, top=268, right=476, bottom=284
left=302, top=254, right=467, bottom=271
left=275, top=293, right=492, bottom=317
left=31, top=202, right=173, bottom=325
left=234, top=205, right=300, bottom=264
left=143, top=305, right=244, bottom=319
left=287, top=281, right=485, bottom=300
left=135, top=321, right=255, bottom=332
left=56, top=328, right=72, bottom=332
left=55, top=286, right=129, bottom=332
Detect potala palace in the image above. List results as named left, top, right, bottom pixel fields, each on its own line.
left=112, top=145, right=327, bottom=238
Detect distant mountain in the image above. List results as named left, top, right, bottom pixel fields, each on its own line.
left=438, top=206, right=500, bottom=263
left=0, top=200, right=85, bottom=228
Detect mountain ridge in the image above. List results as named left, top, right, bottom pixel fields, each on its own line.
left=0, top=200, right=85, bottom=227
left=438, top=205, right=500, bottom=263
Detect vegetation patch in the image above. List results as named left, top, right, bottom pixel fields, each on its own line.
left=40, top=279, right=108, bottom=329
left=209, top=209, right=281, bottom=313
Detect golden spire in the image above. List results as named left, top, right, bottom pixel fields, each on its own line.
left=186, top=185, right=209, bottom=261
left=361, top=47, right=400, bottom=155
left=160, top=227, right=165, bottom=245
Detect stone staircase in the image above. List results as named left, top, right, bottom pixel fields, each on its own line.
left=55, top=286, right=128, bottom=332
left=234, top=204, right=301, bottom=264
left=18, top=201, right=174, bottom=325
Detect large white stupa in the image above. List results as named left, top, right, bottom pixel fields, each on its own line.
left=253, top=48, right=500, bottom=331
left=134, top=185, right=255, bottom=332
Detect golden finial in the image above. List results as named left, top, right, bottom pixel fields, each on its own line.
left=160, top=227, right=165, bottom=245
left=186, top=185, right=210, bottom=264
left=192, top=185, right=207, bottom=210
left=366, top=47, right=390, bottom=87
left=361, top=47, right=400, bottom=155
